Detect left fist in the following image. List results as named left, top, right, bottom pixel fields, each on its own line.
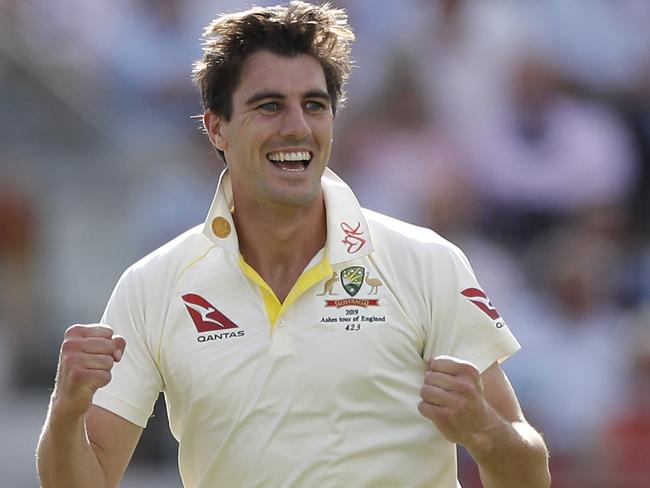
left=418, top=355, right=501, bottom=446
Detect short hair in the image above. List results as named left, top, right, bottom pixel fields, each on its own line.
left=192, top=1, right=355, bottom=121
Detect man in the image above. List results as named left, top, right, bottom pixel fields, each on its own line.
left=37, top=2, right=550, bottom=487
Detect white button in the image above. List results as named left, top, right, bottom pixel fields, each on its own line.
left=277, top=319, right=285, bottom=327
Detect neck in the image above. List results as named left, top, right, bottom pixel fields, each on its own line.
left=233, top=193, right=327, bottom=302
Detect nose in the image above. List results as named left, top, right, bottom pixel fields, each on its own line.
left=279, top=104, right=311, bottom=140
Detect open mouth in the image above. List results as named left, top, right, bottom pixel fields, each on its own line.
left=267, top=150, right=313, bottom=172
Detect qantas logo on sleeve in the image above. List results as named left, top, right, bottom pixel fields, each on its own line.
left=461, top=288, right=501, bottom=320
left=181, top=294, right=239, bottom=332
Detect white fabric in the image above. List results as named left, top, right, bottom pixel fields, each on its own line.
left=94, top=168, right=520, bottom=488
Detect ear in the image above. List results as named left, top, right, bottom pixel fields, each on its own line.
left=203, top=110, right=228, bottom=151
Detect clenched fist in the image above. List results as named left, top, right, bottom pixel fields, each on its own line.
left=52, top=324, right=126, bottom=419
left=418, top=355, right=502, bottom=447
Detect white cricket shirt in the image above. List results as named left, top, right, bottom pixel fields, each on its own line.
left=93, top=168, right=520, bottom=487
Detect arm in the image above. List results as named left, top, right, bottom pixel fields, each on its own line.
left=36, top=324, right=143, bottom=488
left=418, top=357, right=550, bottom=488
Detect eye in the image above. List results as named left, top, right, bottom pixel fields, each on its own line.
left=258, top=101, right=281, bottom=113
left=304, top=100, right=327, bottom=112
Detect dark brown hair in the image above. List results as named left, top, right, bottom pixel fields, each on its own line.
left=192, top=1, right=355, bottom=121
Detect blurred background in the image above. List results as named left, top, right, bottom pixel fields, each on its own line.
left=1, top=0, right=649, bottom=486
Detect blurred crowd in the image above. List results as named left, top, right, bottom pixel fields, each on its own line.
left=1, top=0, right=649, bottom=486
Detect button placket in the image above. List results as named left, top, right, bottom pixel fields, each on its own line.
left=270, top=311, right=295, bottom=356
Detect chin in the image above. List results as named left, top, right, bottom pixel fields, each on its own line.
left=269, top=186, right=320, bottom=209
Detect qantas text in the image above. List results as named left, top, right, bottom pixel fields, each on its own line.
left=197, top=330, right=245, bottom=342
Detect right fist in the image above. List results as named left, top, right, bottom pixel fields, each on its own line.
left=53, top=324, right=126, bottom=418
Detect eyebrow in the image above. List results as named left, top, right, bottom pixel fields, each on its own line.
left=304, top=89, right=331, bottom=102
left=245, top=89, right=332, bottom=106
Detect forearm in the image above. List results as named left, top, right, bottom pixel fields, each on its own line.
left=466, top=419, right=550, bottom=488
left=36, top=399, right=108, bottom=488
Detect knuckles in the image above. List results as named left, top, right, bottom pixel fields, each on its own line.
left=429, top=357, right=480, bottom=379
left=455, top=378, right=476, bottom=397
left=64, top=324, right=85, bottom=337
left=65, top=365, right=112, bottom=390
left=417, top=401, right=430, bottom=417
left=64, top=323, right=114, bottom=339
left=417, top=401, right=438, bottom=421
left=463, top=366, right=481, bottom=383
left=419, top=384, right=436, bottom=402
left=421, top=371, right=480, bottom=400
left=60, top=336, right=85, bottom=355
left=423, top=371, right=437, bottom=385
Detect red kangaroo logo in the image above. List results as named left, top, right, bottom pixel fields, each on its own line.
left=182, top=294, right=239, bottom=332
left=461, top=288, right=501, bottom=320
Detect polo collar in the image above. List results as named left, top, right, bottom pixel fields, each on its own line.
left=202, top=168, right=374, bottom=264
left=202, top=170, right=240, bottom=256
left=320, top=168, right=374, bottom=263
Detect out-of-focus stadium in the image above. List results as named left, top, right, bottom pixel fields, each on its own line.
left=1, top=1, right=649, bottom=486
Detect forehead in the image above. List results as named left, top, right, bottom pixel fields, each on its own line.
left=233, top=50, right=328, bottom=102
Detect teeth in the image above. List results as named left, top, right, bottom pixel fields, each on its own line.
left=268, top=151, right=311, bottom=162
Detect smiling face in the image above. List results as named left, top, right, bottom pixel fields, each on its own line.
left=204, top=50, right=334, bottom=211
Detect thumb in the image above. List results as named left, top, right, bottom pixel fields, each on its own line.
left=111, top=335, right=127, bottom=362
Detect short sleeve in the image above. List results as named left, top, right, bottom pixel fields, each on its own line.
left=92, top=269, right=164, bottom=428
left=423, top=245, right=521, bottom=373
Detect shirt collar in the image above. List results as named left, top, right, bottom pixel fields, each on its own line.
left=202, top=167, right=374, bottom=264
left=321, top=168, right=374, bottom=263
